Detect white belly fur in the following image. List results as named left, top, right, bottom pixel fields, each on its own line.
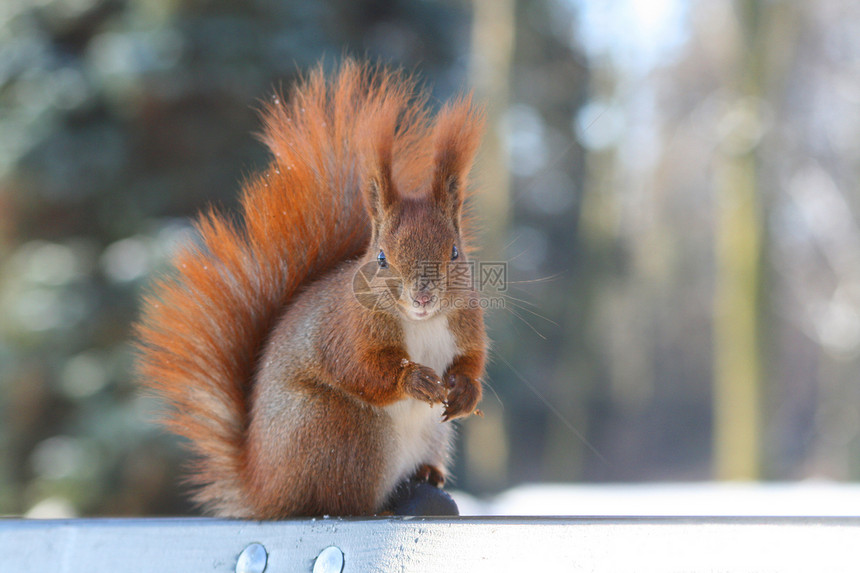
left=384, top=314, right=458, bottom=493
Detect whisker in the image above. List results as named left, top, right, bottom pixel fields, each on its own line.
left=504, top=270, right=567, bottom=285
left=498, top=296, right=559, bottom=326
left=503, top=306, right=548, bottom=340
left=479, top=375, right=505, bottom=412
left=495, top=353, right=607, bottom=465
left=494, top=291, right=539, bottom=307
left=502, top=232, right=523, bottom=253
left=503, top=247, right=531, bottom=265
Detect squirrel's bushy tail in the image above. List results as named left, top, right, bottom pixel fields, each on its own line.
left=134, top=61, right=440, bottom=515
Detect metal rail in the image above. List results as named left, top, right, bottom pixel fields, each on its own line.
left=2, top=516, right=859, bottom=572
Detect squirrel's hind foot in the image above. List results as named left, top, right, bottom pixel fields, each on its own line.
left=382, top=473, right=459, bottom=516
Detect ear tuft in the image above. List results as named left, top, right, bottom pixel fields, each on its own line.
left=431, top=96, right=485, bottom=221
left=363, top=102, right=400, bottom=226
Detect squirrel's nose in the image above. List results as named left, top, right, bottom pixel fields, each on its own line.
left=414, top=292, right=433, bottom=308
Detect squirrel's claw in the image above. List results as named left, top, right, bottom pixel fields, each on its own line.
left=404, top=363, right=447, bottom=404
left=441, top=372, right=480, bottom=421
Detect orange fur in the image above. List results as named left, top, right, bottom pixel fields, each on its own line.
left=135, top=60, right=485, bottom=517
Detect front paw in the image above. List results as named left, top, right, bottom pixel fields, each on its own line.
left=401, top=361, right=447, bottom=405
left=442, top=372, right=480, bottom=421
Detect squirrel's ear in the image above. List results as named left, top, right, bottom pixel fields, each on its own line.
left=365, top=130, right=398, bottom=226
left=431, top=97, right=484, bottom=227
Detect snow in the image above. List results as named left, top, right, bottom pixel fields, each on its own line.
left=452, top=482, right=860, bottom=516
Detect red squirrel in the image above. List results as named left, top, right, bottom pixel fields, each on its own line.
left=135, top=61, right=487, bottom=518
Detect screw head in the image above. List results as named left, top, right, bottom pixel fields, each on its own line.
left=313, top=546, right=344, bottom=573
left=236, top=542, right=268, bottom=573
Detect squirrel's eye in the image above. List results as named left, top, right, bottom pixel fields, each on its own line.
left=451, top=245, right=459, bottom=261
left=377, top=250, right=388, bottom=268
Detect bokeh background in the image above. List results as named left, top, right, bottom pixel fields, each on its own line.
left=2, top=0, right=860, bottom=517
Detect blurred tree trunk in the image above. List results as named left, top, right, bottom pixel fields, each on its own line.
left=463, top=0, right=515, bottom=492
left=713, top=0, right=787, bottom=480
left=470, top=0, right=514, bottom=261
left=714, top=141, right=761, bottom=480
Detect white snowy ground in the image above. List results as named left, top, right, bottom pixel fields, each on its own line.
left=452, top=482, right=860, bottom=516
